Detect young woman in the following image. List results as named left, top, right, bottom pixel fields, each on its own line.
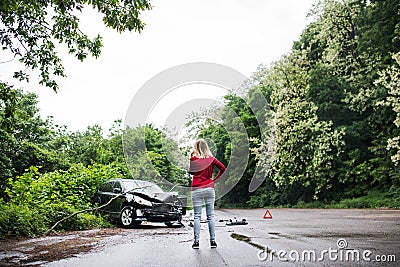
left=188, top=139, right=226, bottom=249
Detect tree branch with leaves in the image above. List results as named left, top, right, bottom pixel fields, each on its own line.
left=45, top=184, right=152, bottom=236
left=0, top=0, right=152, bottom=92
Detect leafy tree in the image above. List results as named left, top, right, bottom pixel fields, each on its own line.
left=306, top=0, right=400, bottom=194
left=376, top=52, right=400, bottom=166
left=66, top=125, right=107, bottom=165
left=263, top=52, right=344, bottom=202
left=0, top=84, right=61, bottom=197
left=197, top=85, right=269, bottom=206
left=123, top=125, right=187, bottom=188
left=1, top=0, right=152, bottom=92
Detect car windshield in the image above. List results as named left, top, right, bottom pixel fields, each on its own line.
left=123, top=180, right=163, bottom=195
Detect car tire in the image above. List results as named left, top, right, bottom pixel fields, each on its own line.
left=181, top=207, right=187, bottom=215
left=120, top=206, right=141, bottom=228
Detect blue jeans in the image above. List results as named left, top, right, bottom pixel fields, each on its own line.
left=191, top=187, right=216, bottom=242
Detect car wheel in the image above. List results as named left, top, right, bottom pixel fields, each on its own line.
left=181, top=207, right=187, bottom=215
left=120, top=206, right=141, bottom=228
left=165, top=222, right=174, bottom=227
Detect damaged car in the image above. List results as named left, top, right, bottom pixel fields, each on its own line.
left=93, top=179, right=187, bottom=228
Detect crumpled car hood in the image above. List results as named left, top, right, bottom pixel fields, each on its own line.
left=130, top=192, right=178, bottom=204
left=153, top=192, right=178, bottom=203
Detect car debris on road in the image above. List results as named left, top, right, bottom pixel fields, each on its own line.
left=188, top=217, right=248, bottom=227
left=226, top=218, right=248, bottom=226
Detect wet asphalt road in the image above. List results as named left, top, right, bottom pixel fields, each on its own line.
left=46, top=209, right=399, bottom=267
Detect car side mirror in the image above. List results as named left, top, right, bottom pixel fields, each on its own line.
left=113, top=188, right=122, bottom=194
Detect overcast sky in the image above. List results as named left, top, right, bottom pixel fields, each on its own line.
left=1, top=0, right=316, bottom=133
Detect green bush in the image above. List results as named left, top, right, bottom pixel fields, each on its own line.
left=6, top=163, right=125, bottom=209
left=41, top=203, right=112, bottom=231
left=0, top=203, right=46, bottom=238
left=246, top=194, right=268, bottom=208
left=290, top=190, right=400, bottom=209
left=292, top=200, right=326, bottom=208
left=0, top=162, right=125, bottom=237
left=332, top=191, right=400, bottom=209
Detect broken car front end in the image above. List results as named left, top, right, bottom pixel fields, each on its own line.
left=124, top=191, right=183, bottom=226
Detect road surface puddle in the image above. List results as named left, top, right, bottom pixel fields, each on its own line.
left=230, top=232, right=267, bottom=251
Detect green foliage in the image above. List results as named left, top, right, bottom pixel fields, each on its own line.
left=376, top=52, right=400, bottom=165
left=0, top=163, right=123, bottom=237
left=197, top=0, right=400, bottom=208
left=6, top=163, right=123, bottom=209
left=265, top=51, right=345, bottom=200
left=1, top=0, right=152, bottom=92
left=0, top=203, right=46, bottom=238
left=293, top=189, right=400, bottom=209
left=123, top=125, right=187, bottom=187
left=41, top=203, right=112, bottom=231
left=256, top=0, right=399, bottom=206
left=198, top=93, right=259, bottom=205
left=0, top=84, right=64, bottom=198
left=245, top=179, right=281, bottom=208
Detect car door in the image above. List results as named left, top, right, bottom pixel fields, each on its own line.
left=98, top=181, right=114, bottom=213
left=109, top=180, right=124, bottom=216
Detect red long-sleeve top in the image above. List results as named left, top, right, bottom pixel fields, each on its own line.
left=188, top=156, right=226, bottom=190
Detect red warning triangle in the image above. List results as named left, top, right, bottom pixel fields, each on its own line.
left=263, top=210, right=273, bottom=219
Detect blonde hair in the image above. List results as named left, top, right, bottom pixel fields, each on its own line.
left=192, top=138, right=213, bottom=158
